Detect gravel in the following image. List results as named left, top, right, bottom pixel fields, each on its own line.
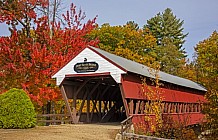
left=0, top=123, right=121, bottom=140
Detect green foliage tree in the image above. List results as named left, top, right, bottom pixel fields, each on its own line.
left=194, top=31, right=218, bottom=137
left=0, top=88, right=36, bottom=129
left=157, top=37, right=186, bottom=75
left=145, top=8, right=188, bottom=52
left=144, top=8, right=188, bottom=75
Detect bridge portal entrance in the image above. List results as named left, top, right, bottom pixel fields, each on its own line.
left=60, top=73, right=127, bottom=123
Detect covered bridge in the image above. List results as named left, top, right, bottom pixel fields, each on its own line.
left=52, top=46, right=206, bottom=126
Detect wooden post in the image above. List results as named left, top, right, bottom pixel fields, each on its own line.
left=87, top=97, right=90, bottom=123
left=99, top=100, right=102, bottom=120
left=179, top=103, right=182, bottom=113
left=135, top=100, right=140, bottom=114
left=72, top=88, right=77, bottom=123
left=103, top=101, right=108, bottom=114
left=184, top=103, right=187, bottom=113
left=168, top=103, right=172, bottom=113
left=60, top=85, right=74, bottom=123
left=78, top=90, right=88, bottom=120
left=46, top=101, right=51, bottom=126
left=74, top=79, right=90, bottom=97
left=140, top=101, right=145, bottom=114
left=119, top=84, right=130, bottom=117
left=87, top=81, right=101, bottom=122
left=130, top=99, right=134, bottom=115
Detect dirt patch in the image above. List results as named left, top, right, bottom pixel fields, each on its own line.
left=0, top=123, right=121, bottom=140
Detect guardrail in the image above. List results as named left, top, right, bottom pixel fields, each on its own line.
left=120, top=115, right=173, bottom=140
left=120, top=115, right=133, bottom=137
left=37, top=114, right=72, bottom=125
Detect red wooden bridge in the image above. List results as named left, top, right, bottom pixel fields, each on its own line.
left=52, top=46, right=206, bottom=129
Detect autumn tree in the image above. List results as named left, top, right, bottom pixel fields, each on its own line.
left=87, top=23, right=158, bottom=66
left=0, top=2, right=98, bottom=106
left=126, top=21, right=139, bottom=31
left=176, top=61, right=197, bottom=82
left=194, top=31, right=218, bottom=137
left=0, top=0, right=47, bottom=37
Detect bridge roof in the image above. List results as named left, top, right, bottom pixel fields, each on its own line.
left=89, top=46, right=207, bottom=92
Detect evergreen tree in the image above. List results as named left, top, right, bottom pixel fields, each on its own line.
left=144, top=8, right=188, bottom=57
left=157, top=37, right=186, bottom=75
left=144, top=8, right=188, bottom=75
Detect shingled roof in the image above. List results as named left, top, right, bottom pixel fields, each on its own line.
left=89, top=46, right=207, bottom=92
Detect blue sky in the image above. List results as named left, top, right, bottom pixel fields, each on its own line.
left=1, top=0, right=218, bottom=59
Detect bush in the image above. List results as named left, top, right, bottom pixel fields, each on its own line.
left=0, top=88, right=36, bottom=129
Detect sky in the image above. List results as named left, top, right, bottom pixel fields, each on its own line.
left=0, top=0, right=218, bottom=60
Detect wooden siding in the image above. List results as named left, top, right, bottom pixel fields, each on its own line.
left=52, top=48, right=126, bottom=85
left=121, top=74, right=206, bottom=103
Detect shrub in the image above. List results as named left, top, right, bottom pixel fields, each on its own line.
left=0, top=88, right=36, bottom=129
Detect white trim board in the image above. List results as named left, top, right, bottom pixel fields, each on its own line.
left=52, top=48, right=126, bottom=85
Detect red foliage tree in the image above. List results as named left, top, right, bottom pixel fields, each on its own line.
left=0, top=2, right=98, bottom=106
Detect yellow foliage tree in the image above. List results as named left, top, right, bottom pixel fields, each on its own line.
left=194, top=31, right=218, bottom=138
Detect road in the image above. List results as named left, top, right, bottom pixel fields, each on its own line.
left=0, top=123, right=121, bottom=140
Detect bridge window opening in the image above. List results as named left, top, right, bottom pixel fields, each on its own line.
left=126, top=99, right=202, bottom=115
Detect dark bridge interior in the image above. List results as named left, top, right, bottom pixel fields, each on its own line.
left=61, top=74, right=127, bottom=123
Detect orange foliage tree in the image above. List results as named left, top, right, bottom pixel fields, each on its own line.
left=0, top=1, right=98, bottom=106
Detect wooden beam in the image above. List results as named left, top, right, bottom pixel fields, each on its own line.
left=87, top=98, right=90, bottom=123
left=77, top=90, right=88, bottom=121
left=72, top=88, right=77, bottom=123
left=135, top=100, right=140, bottom=114
left=99, top=100, right=102, bottom=120
left=90, top=99, right=99, bottom=121
left=90, top=90, right=101, bottom=121
left=74, top=79, right=90, bottom=97
left=103, top=101, right=108, bottom=114
left=99, top=85, right=110, bottom=100
left=184, top=103, right=187, bottom=113
left=90, top=89, right=101, bottom=121
left=88, top=81, right=101, bottom=98
left=129, top=99, right=134, bottom=115
left=119, top=84, right=130, bottom=117
left=72, top=79, right=89, bottom=110
left=86, top=81, right=101, bottom=122
left=162, top=102, right=165, bottom=113
left=109, top=101, right=112, bottom=109
left=140, top=101, right=145, bottom=114
left=168, top=102, right=172, bottom=113
left=87, top=82, right=101, bottom=122
left=108, top=88, right=119, bottom=101
left=60, top=85, right=74, bottom=123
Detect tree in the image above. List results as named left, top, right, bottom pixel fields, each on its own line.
left=0, top=0, right=47, bottom=37
left=126, top=21, right=139, bottom=31
left=87, top=23, right=158, bottom=67
left=0, top=2, right=98, bottom=106
left=0, top=88, right=36, bottom=129
left=145, top=8, right=188, bottom=53
left=194, top=31, right=218, bottom=137
left=37, top=0, right=67, bottom=36
left=157, top=37, right=186, bottom=75
left=144, top=8, right=188, bottom=75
